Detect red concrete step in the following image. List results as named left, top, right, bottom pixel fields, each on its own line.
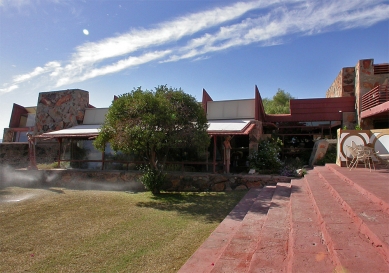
left=326, top=164, right=389, bottom=214
left=304, top=170, right=389, bottom=272
left=178, top=186, right=276, bottom=273
left=287, top=177, right=335, bottom=273
left=247, top=183, right=291, bottom=273
left=315, top=166, right=389, bottom=263
left=210, top=185, right=276, bottom=272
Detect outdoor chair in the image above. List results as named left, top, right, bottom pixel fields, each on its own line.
left=374, top=151, right=389, bottom=169
left=346, top=142, right=375, bottom=172
left=345, top=145, right=359, bottom=169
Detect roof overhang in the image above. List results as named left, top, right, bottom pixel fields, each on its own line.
left=36, top=124, right=101, bottom=139
left=207, top=119, right=255, bottom=135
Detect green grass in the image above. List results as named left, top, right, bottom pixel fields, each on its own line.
left=0, top=187, right=246, bottom=272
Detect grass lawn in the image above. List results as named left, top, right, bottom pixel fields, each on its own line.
left=0, top=187, right=246, bottom=273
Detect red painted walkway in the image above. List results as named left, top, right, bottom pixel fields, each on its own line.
left=178, top=164, right=389, bottom=273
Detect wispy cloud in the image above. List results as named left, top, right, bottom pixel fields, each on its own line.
left=1, top=0, right=388, bottom=94
left=0, top=84, right=18, bottom=93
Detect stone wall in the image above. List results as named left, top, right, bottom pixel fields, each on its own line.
left=35, top=89, right=89, bottom=135
left=0, top=142, right=59, bottom=168
left=326, top=67, right=355, bottom=98
left=0, top=143, right=29, bottom=168
left=2, top=128, right=14, bottom=142
left=342, top=112, right=357, bottom=130
left=35, top=142, right=60, bottom=164
left=0, top=168, right=291, bottom=192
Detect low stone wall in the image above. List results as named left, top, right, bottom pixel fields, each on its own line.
left=0, top=142, right=59, bottom=168
left=0, top=168, right=291, bottom=192
left=0, top=143, right=29, bottom=168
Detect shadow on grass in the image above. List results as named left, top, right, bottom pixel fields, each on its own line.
left=136, top=191, right=247, bottom=224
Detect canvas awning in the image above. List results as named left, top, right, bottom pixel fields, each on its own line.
left=36, top=124, right=101, bottom=139
left=207, top=119, right=255, bottom=135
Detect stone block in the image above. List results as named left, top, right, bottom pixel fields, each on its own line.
left=212, top=182, right=225, bottom=192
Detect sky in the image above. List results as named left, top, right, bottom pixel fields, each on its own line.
left=0, top=0, right=388, bottom=138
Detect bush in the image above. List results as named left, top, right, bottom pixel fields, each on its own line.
left=249, top=138, right=283, bottom=173
left=139, top=167, right=167, bottom=195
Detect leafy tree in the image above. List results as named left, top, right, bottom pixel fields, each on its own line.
left=263, top=89, right=294, bottom=114
left=94, top=85, right=209, bottom=194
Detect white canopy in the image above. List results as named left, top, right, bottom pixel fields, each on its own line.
left=37, top=124, right=101, bottom=138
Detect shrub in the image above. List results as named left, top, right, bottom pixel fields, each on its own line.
left=139, top=167, right=167, bottom=195
left=249, top=138, right=283, bottom=173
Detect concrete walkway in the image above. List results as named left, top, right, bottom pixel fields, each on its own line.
left=178, top=164, right=389, bottom=273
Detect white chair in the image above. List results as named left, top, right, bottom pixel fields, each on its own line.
left=347, top=142, right=375, bottom=171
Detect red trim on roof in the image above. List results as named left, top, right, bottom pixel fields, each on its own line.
left=202, top=89, right=213, bottom=113
left=9, top=103, right=28, bottom=128
left=255, top=85, right=266, bottom=121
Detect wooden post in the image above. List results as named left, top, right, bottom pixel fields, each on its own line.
left=101, top=143, right=106, bottom=170
left=213, top=135, right=217, bottom=173
left=58, top=138, right=62, bottom=168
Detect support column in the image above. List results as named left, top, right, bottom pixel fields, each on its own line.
left=213, top=136, right=217, bottom=173
left=27, top=133, right=38, bottom=170
left=57, top=138, right=62, bottom=168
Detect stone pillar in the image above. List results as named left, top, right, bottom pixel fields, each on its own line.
left=34, top=89, right=89, bottom=135
left=326, top=67, right=355, bottom=98
left=355, top=59, right=374, bottom=124
left=2, top=128, right=14, bottom=142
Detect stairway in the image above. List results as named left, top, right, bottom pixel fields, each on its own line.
left=178, top=164, right=389, bottom=273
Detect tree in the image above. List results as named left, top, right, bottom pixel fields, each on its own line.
left=94, top=85, right=209, bottom=194
left=263, top=89, right=294, bottom=114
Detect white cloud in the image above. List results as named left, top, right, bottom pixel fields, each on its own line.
left=163, top=0, right=389, bottom=63
left=71, top=0, right=285, bottom=65
left=0, top=0, right=63, bottom=9
left=56, top=50, right=171, bottom=87
left=12, top=61, right=61, bottom=84
left=1, top=0, right=388, bottom=94
left=0, top=84, right=19, bottom=94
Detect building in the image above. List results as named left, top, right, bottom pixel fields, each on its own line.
left=1, top=59, right=388, bottom=172
left=326, top=59, right=389, bottom=129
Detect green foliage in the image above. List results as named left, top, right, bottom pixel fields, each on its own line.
left=139, top=166, right=167, bottom=195
left=355, top=124, right=362, bottom=130
left=263, top=89, right=294, bottom=114
left=94, top=85, right=209, bottom=193
left=249, top=138, right=283, bottom=173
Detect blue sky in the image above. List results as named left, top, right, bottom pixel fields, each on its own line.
left=0, top=0, right=388, bottom=137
